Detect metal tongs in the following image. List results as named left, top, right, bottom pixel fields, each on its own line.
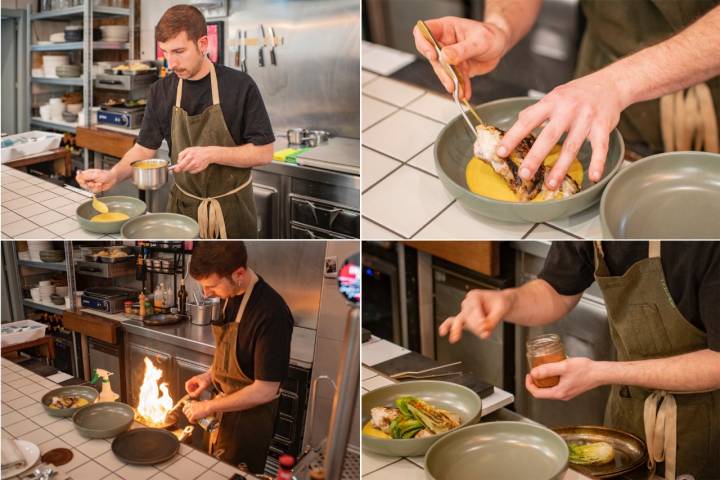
left=390, top=360, right=463, bottom=380
left=416, top=20, right=484, bottom=137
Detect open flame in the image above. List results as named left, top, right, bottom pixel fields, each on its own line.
left=136, top=357, right=174, bottom=426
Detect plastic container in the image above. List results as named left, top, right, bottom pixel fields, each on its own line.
left=0, top=131, right=63, bottom=162
left=1, top=320, right=48, bottom=347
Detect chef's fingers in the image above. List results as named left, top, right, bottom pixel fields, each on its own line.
left=458, top=63, right=473, bottom=101
left=498, top=102, right=551, bottom=159
left=412, top=25, right=438, bottom=62
left=478, top=300, right=505, bottom=339
left=525, top=374, right=556, bottom=399
left=448, top=314, right=467, bottom=343
left=429, top=60, right=455, bottom=94
left=587, top=128, right=609, bottom=183
left=517, top=116, right=569, bottom=180
left=531, top=360, right=566, bottom=381
left=438, top=316, right=455, bottom=337
left=546, top=111, right=592, bottom=189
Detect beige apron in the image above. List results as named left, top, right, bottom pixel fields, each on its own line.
left=209, top=269, right=279, bottom=472
left=594, top=241, right=720, bottom=479
left=169, top=61, right=258, bottom=239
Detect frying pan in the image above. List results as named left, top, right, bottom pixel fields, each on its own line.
left=134, top=408, right=181, bottom=430
left=120, top=213, right=200, bottom=239
left=72, top=402, right=134, bottom=438
left=142, top=313, right=188, bottom=327
left=362, top=380, right=482, bottom=457
left=600, top=151, right=720, bottom=238
left=435, top=97, right=625, bottom=223
left=425, top=421, right=568, bottom=480
left=553, top=426, right=647, bottom=478
left=111, top=428, right=179, bottom=465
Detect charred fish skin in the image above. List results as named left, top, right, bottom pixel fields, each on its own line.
left=472, top=124, right=580, bottom=201
left=370, top=406, right=400, bottom=434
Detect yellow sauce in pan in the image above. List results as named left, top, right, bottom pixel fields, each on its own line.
left=465, top=144, right=584, bottom=202
left=363, top=420, right=391, bottom=439
left=133, top=161, right=165, bottom=169
left=90, top=212, right=129, bottom=222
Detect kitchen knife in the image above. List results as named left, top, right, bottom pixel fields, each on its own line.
left=268, top=26, right=277, bottom=66
left=235, top=30, right=241, bottom=69
left=258, top=24, right=266, bottom=67
left=240, top=30, right=248, bottom=73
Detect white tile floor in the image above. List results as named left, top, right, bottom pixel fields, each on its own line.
left=361, top=68, right=609, bottom=240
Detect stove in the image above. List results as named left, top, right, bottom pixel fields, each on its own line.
left=81, top=286, right=139, bottom=314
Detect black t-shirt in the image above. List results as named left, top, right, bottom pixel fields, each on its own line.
left=538, top=241, right=720, bottom=352
left=219, top=277, right=293, bottom=382
left=136, top=63, right=275, bottom=154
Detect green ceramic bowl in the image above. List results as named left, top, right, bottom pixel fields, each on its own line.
left=41, top=386, right=98, bottom=418
left=120, top=213, right=199, bottom=239
left=72, top=401, right=134, bottom=438
left=435, top=97, right=625, bottom=223
left=425, top=421, right=569, bottom=480
left=76, top=196, right=146, bottom=234
left=362, top=380, right=482, bottom=457
left=601, top=151, right=720, bottom=238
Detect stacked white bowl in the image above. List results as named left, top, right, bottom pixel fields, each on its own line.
left=38, top=281, right=56, bottom=303
left=49, top=98, right=65, bottom=122
left=27, top=241, right=53, bottom=261
left=100, top=25, right=129, bottom=42
left=30, top=287, right=41, bottom=302
left=42, top=55, right=69, bottom=78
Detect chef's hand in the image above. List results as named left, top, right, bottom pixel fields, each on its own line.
left=498, top=69, right=625, bottom=189
left=413, top=17, right=509, bottom=100
left=76, top=169, right=118, bottom=193
left=438, top=289, right=513, bottom=343
left=525, top=357, right=599, bottom=401
left=182, top=400, right=213, bottom=423
left=173, top=146, right=215, bottom=174
left=185, top=372, right=211, bottom=399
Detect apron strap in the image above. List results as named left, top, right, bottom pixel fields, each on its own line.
left=648, top=241, right=661, bottom=259
left=593, top=241, right=604, bottom=269
left=176, top=78, right=183, bottom=108
left=644, top=391, right=678, bottom=480
left=174, top=176, right=253, bottom=239
left=234, top=269, right=258, bottom=323
left=174, top=60, right=219, bottom=108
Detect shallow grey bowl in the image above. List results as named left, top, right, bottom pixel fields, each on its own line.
left=601, top=151, right=720, bottom=238
left=362, top=380, right=482, bottom=457
left=72, top=401, right=134, bottom=438
left=76, top=196, right=146, bottom=234
left=435, top=97, right=625, bottom=223
left=425, top=421, right=569, bottom=480
left=41, top=386, right=98, bottom=418
left=120, top=213, right=199, bottom=239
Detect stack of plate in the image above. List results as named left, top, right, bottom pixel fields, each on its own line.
left=39, top=250, right=65, bottom=263
left=38, top=281, right=56, bottom=303
left=42, top=55, right=68, bottom=78
left=27, top=241, right=52, bottom=262
left=56, top=64, right=82, bottom=78
left=100, top=25, right=129, bottom=42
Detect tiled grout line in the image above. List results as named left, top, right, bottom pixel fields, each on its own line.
left=521, top=223, right=540, bottom=239
left=409, top=199, right=457, bottom=239
left=539, top=222, right=584, bottom=239
left=361, top=216, right=409, bottom=239
left=362, top=457, right=406, bottom=477
left=363, top=86, right=428, bottom=111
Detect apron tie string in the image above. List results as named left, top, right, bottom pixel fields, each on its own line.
left=644, top=391, right=678, bottom=480
left=660, top=83, right=719, bottom=153
left=174, top=176, right=252, bottom=239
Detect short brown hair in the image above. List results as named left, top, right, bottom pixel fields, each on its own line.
left=190, top=242, right=248, bottom=279
left=155, top=5, right=207, bottom=43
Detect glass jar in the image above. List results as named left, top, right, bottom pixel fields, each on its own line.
left=526, top=334, right=566, bottom=388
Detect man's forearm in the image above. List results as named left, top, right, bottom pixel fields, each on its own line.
left=209, top=143, right=273, bottom=169
left=603, top=5, right=720, bottom=108
left=209, top=380, right=278, bottom=414
left=594, top=349, right=720, bottom=392
left=110, top=143, right=157, bottom=183
left=504, top=279, right=581, bottom=327
left=484, top=0, right=543, bottom=52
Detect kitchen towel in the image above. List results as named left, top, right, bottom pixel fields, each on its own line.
left=1, top=436, right=26, bottom=471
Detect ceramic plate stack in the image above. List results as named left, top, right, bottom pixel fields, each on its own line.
left=38, top=281, right=55, bottom=304
left=100, top=25, right=129, bottom=42
left=42, top=55, right=68, bottom=78
left=39, top=250, right=65, bottom=263
left=27, top=242, right=52, bottom=262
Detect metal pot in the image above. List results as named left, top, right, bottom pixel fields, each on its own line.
left=287, top=128, right=308, bottom=145
left=206, top=297, right=222, bottom=322
left=188, top=302, right=213, bottom=325
left=130, top=159, right=174, bottom=191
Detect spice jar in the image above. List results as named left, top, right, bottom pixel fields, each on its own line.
left=124, top=301, right=133, bottom=315
left=526, top=334, right=566, bottom=388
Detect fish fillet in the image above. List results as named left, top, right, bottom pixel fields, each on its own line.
left=473, top=125, right=580, bottom=201
left=370, top=406, right=400, bottom=434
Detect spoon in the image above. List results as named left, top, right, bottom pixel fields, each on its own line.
left=91, top=193, right=109, bottom=214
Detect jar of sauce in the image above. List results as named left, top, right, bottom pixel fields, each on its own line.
left=526, top=334, right=566, bottom=388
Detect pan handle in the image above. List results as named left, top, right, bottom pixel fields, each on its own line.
left=176, top=425, right=194, bottom=442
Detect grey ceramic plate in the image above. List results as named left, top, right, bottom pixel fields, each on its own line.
left=553, top=426, right=647, bottom=478
left=41, top=386, right=98, bottom=418
left=72, top=402, right=134, bottom=438
left=362, top=380, right=482, bottom=457
left=601, top=151, right=720, bottom=238
left=435, top=97, right=625, bottom=223
left=76, top=196, right=146, bottom=234
left=111, top=428, right=179, bottom=465
left=120, top=213, right=199, bottom=239
left=425, top=421, right=569, bottom=480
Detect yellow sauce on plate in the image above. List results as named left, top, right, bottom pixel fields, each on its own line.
left=363, top=420, right=391, bottom=439
left=90, top=212, right=129, bottom=222
left=465, top=144, right=584, bottom=202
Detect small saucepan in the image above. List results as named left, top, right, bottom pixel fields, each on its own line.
left=130, top=159, right=176, bottom=191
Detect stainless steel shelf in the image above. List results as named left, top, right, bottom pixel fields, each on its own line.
left=31, top=41, right=130, bottom=51
left=22, top=299, right=65, bottom=314
left=31, top=77, right=83, bottom=86
left=19, top=260, right=68, bottom=272
left=30, top=117, right=77, bottom=133
left=30, top=5, right=130, bottom=21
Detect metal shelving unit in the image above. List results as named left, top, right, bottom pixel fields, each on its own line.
left=18, top=259, right=68, bottom=272
left=22, top=299, right=65, bottom=314
left=26, top=2, right=135, bottom=167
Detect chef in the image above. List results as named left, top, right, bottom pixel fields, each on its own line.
left=441, top=241, right=720, bottom=479
left=181, top=241, right=293, bottom=472
left=414, top=1, right=720, bottom=191
left=76, top=5, right=274, bottom=239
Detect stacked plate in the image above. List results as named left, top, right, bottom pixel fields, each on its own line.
left=38, top=281, right=56, bottom=303
left=39, top=250, right=65, bottom=263
left=27, top=242, right=52, bottom=262
left=56, top=64, right=82, bottom=78
left=42, top=55, right=69, bottom=78
left=100, top=25, right=129, bottom=42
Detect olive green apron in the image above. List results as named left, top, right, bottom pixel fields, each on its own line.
left=593, top=241, right=720, bottom=479
left=209, top=269, right=279, bottom=473
left=168, top=61, right=258, bottom=239
left=577, top=1, right=720, bottom=153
